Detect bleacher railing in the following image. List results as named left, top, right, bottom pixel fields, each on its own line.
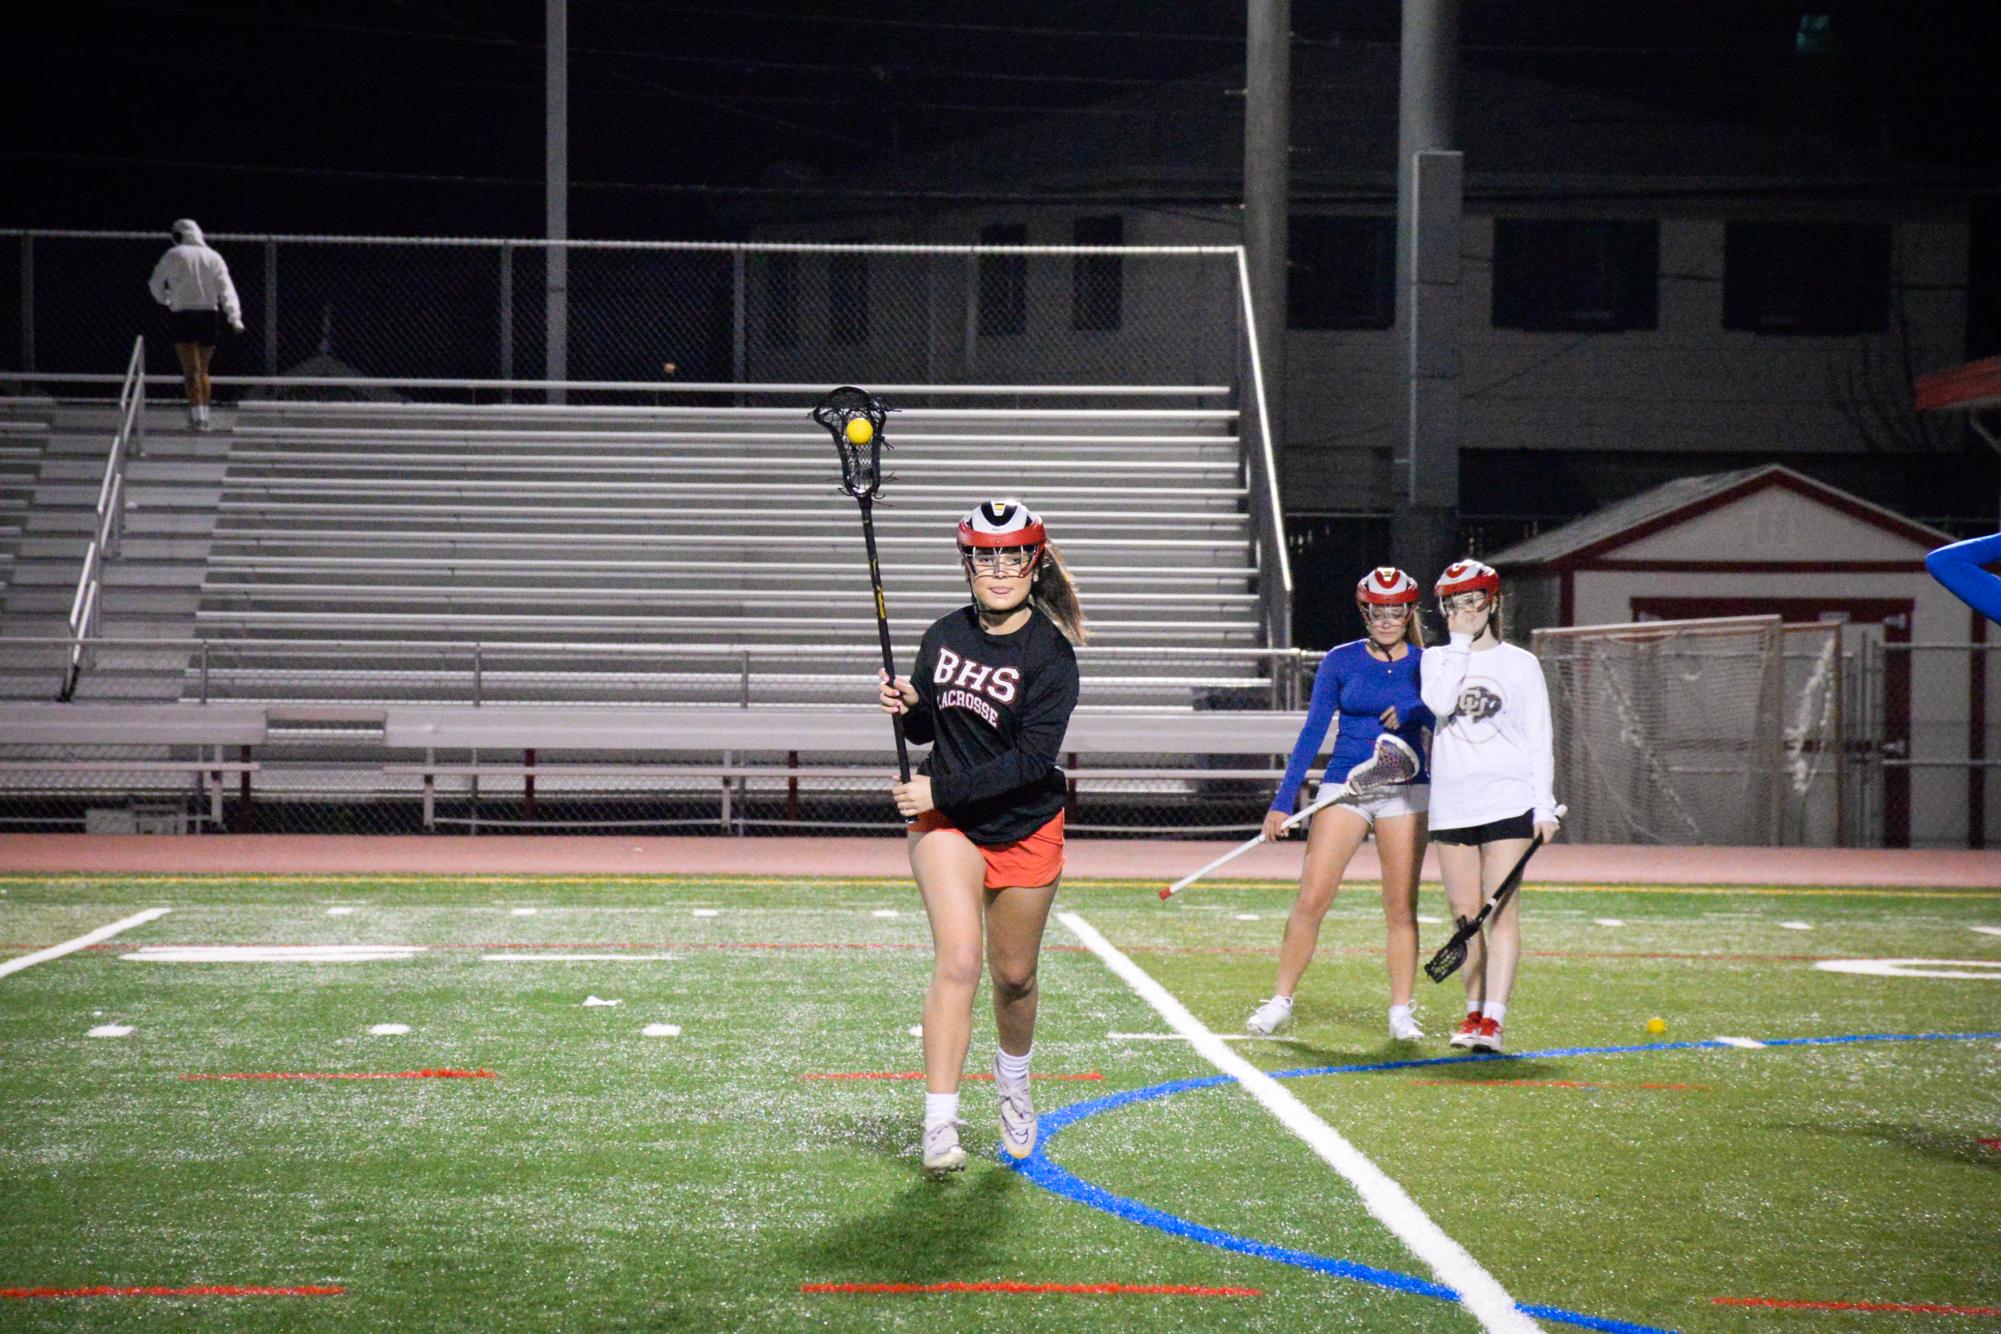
left=58, top=336, right=144, bottom=701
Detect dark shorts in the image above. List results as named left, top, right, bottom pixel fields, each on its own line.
left=1429, top=810, right=1534, bottom=846
left=167, top=308, right=221, bottom=346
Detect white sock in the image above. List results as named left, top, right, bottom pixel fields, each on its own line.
left=1389, top=1002, right=1415, bottom=1024
left=1482, top=1000, right=1508, bottom=1024
left=923, top=1091, right=959, bottom=1127
left=1268, top=994, right=1294, bottom=1010
left=995, top=1046, right=1031, bottom=1082
left=197, top=404, right=209, bottom=423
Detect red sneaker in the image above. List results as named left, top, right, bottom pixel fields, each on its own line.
left=1447, top=1012, right=1483, bottom=1049
left=1471, top=1017, right=1504, bottom=1053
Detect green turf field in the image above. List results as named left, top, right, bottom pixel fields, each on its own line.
left=1, top=873, right=1996, bottom=1331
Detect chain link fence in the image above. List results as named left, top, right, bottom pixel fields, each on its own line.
left=4, top=232, right=1242, bottom=401
left=1848, top=640, right=2000, bottom=849
left=0, top=636, right=1317, bottom=836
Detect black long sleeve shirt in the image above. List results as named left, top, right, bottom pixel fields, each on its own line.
left=902, top=604, right=1080, bottom=846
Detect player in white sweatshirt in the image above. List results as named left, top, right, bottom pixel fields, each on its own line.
left=148, top=219, right=243, bottom=429
left=1417, top=560, right=1560, bottom=1053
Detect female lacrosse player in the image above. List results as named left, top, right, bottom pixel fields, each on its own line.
left=877, top=500, right=1085, bottom=1176
left=1419, top=560, right=1559, bottom=1054
left=1247, top=567, right=1433, bottom=1042
left=1926, top=531, right=2001, bottom=626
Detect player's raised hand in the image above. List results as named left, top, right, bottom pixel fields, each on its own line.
left=878, top=669, right=916, bottom=715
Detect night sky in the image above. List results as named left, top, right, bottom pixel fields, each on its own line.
left=13, top=1, right=1998, bottom=245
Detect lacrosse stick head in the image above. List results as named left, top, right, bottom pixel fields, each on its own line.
left=1343, top=731, right=1421, bottom=796
left=812, top=385, right=892, bottom=500
left=1423, top=924, right=1471, bottom=983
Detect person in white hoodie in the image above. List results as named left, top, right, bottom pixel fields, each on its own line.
left=1417, top=560, right=1560, bottom=1054
left=147, top=219, right=243, bottom=429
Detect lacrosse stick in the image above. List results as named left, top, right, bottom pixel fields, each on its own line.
left=1422, top=804, right=1567, bottom=983
left=1160, top=732, right=1421, bottom=900
left=813, top=386, right=909, bottom=786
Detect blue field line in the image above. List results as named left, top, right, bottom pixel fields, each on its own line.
left=1009, top=1029, right=1999, bottom=1334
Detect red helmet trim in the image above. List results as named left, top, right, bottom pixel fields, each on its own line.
left=1356, top=566, right=1420, bottom=606
left=1435, top=560, right=1501, bottom=597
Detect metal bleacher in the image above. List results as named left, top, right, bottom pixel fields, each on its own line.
left=184, top=392, right=1278, bottom=710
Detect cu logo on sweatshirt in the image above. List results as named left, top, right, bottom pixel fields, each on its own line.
left=1451, top=682, right=1506, bottom=743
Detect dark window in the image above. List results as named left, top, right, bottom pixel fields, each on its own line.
left=979, top=222, right=1028, bottom=337
left=829, top=246, right=869, bottom=345
left=762, top=252, right=797, bottom=349
left=1492, top=219, right=1659, bottom=332
left=1288, top=216, right=1394, bottom=330
left=1723, top=223, right=1890, bottom=335
left=1071, top=215, right=1124, bottom=331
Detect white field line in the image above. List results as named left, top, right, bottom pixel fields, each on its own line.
left=87, top=1024, right=135, bottom=1038
left=1417, top=914, right=1444, bottom=925
left=1778, top=921, right=1814, bottom=931
left=122, top=945, right=422, bottom=963
left=642, top=1023, right=681, bottom=1037
left=1711, top=1036, right=1765, bottom=1049
left=369, top=1023, right=410, bottom=1036
left=1592, top=918, right=1626, bottom=928
left=1971, top=926, right=2001, bottom=937
left=1057, top=910, right=1539, bottom=1333
left=0, top=907, right=172, bottom=982
left=1232, top=913, right=1261, bottom=921
left=326, top=907, right=356, bottom=917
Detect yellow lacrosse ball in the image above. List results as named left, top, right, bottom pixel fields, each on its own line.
left=1645, top=1016, right=1667, bottom=1035
left=845, top=418, right=874, bottom=445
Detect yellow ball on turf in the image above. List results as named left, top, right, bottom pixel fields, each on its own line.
left=1645, top=1016, right=1667, bottom=1035
left=845, top=418, right=874, bottom=446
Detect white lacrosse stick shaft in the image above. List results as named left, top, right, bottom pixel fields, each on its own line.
left=1158, top=777, right=1361, bottom=900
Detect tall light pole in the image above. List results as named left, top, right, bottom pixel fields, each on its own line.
left=546, top=0, right=568, bottom=403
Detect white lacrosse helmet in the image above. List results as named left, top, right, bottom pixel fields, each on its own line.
left=957, top=499, right=1046, bottom=555
left=1356, top=566, right=1420, bottom=607
left=1435, top=559, right=1501, bottom=600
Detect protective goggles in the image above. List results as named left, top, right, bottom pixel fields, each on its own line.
left=960, top=544, right=1040, bottom=575
left=1439, top=591, right=1492, bottom=614
left=1359, top=602, right=1413, bottom=624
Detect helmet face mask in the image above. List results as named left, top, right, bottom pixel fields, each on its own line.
left=960, top=544, right=1040, bottom=577
left=957, top=500, right=1047, bottom=614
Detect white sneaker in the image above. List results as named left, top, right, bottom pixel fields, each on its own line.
left=1246, top=996, right=1293, bottom=1036
left=993, top=1054, right=1037, bottom=1159
left=1389, top=1009, right=1425, bottom=1042
left=922, top=1119, right=967, bottom=1176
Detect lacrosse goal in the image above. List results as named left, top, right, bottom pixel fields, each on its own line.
left=1533, top=615, right=1844, bottom=846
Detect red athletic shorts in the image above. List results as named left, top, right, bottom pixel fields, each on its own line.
left=913, top=808, right=1065, bottom=890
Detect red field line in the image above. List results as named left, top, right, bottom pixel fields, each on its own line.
left=802, top=1281, right=1260, bottom=1297
left=801, top=1072, right=1104, bottom=1082
left=1410, top=1079, right=1708, bottom=1091
left=1980, top=1139, right=2001, bottom=1152
left=1713, top=1297, right=2001, bottom=1316
left=2, top=1285, right=342, bottom=1299
left=180, top=1069, right=496, bottom=1081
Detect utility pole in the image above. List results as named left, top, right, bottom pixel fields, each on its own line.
left=1392, top=0, right=1463, bottom=589
left=1244, top=0, right=1291, bottom=642
left=546, top=0, right=568, bottom=403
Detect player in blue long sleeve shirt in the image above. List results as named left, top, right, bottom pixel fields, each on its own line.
left=1246, top=568, right=1435, bottom=1042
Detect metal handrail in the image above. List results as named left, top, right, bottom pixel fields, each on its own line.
left=59, top=336, right=145, bottom=701
left=0, top=372, right=1230, bottom=398
left=1233, top=248, right=1294, bottom=654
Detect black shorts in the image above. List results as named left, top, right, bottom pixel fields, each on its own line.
left=167, top=308, right=221, bottom=346
left=1429, top=810, right=1534, bottom=846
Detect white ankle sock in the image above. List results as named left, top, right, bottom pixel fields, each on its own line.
left=1482, top=1000, right=1507, bottom=1023
left=197, top=404, right=209, bottom=423
left=995, top=1046, right=1031, bottom=1082
left=1389, top=1003, right=1415, bottom=1023
left=923, top=1091, right=959, bottom=1126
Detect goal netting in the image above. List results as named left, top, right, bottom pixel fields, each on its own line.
left=1532, top=615, right=1842, bottom=846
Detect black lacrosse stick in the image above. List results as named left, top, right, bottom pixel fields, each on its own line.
left=1424, top=835, right=1545, bottom=983
left=813, top=386, right=911, bottom=786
